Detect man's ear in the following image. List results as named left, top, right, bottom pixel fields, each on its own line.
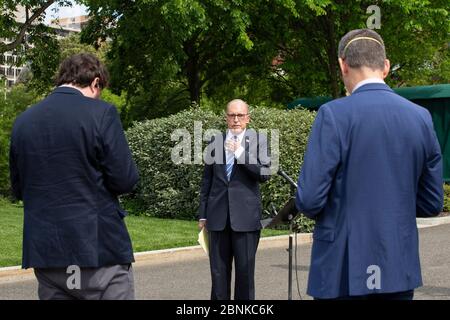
left=91, top=77, right=100, bottom=89
left=382, top=59, right=390, bottom=79
left=338, top=58, right=348, bottom=75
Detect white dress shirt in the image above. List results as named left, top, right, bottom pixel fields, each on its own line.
left=352, top=77, right=385, bottom=94
left=199, top=129, right=246, bottom=222
left=225, top=128, right=246, bottom=163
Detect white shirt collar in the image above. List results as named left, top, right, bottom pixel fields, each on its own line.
left=352, top=78, right=385, bottom=94
left=226, top=128, right=246, bottom=142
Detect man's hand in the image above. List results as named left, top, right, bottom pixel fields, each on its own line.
left=198, top=220, right=207, bottom=230
left=225, top=139, right=240, bottom=153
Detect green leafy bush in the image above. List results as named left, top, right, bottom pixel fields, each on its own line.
left=0, top=84, right=40, bottom=197
left=443, top=183, right=450, bottom=213
left=124, top=106, right=316, bottom=232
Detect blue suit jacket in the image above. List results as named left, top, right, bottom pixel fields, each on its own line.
left=10, top=87, right=139, bottom=268
left=295, top=83, right=443, bottom=298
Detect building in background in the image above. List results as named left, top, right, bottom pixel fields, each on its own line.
left=50, top=15, right=89, bottom=31
left=0, top=53, right=22, bottom=87
left=0, top=5, right=27, bottom=87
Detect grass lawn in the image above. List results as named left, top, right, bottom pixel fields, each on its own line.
left=0, top=198, right=287, bottom=268
left=0, top=199, right=23, bottom=268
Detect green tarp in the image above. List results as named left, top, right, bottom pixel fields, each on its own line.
left=420, top=98, right=450, bottom=182
left=287, top=84, right=450, bottom=182
left=394, top=84, right=450, bottom=100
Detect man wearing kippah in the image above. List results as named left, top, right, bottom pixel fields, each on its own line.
left=295, top=29, right=443, bottom=300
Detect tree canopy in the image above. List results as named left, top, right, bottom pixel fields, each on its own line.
left=1, top=0, right=448, bottom=122
left=0, top=0, right=72, bottom=54
left=78, top=0, right=449, bottom=122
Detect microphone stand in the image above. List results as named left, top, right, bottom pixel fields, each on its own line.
left=277, top=169, right=298, bottom=300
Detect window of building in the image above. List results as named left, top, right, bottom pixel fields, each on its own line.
left=6, top=67, right=14, bottom=76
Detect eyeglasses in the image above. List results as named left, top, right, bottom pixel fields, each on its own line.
left=226, top=113, right=248, bottom=120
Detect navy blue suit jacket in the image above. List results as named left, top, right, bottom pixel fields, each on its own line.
left=9, top=87, right=139, bottom=268
left=199, top=129, right=271, bottom=232
left=295, top=83, right=443, bottom=298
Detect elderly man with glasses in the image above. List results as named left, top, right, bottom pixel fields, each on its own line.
left=198, top=99, right=271, bottom=300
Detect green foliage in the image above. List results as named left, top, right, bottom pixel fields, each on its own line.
left=79, top=0, right=449, bottom=121
left=124, top=108, right=225, bottom=220
left=0, top=1, right=72, bottom=54
left=380, top=0, right=450, bottom=87
left=271, top=0, right=450, bottom=98
left=124, top=106, right=316, bottom=232
left=401, top=43, right=450, bottom=86
left=81, top=0, right=302, bottom=121
left=0, top=196, right=24, bottom=267
left=2, top=1, right=449, bottom=115
left=101, top=88, right=126, bottom=114
left=0, top=83, right=40, bottom=197
left=250, top=106, right=317, bottom=232
left=120, top=80, right=190, bottom=128
left=444, top=183, right=450, bottom=213
left=25, top=33, right=108, bottom=95
left=58, top=33, right=102, bottom=60
left=24, top=26, right=61, bottom=94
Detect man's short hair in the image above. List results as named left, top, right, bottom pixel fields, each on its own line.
left=55, top=53, right=109, bottom=89
left=338, top=29, right=386, bottom=70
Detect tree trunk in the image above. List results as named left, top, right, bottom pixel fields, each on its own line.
left=183, top=40, right=201, bottom=107
left=324, top=11, right=340, bottom=98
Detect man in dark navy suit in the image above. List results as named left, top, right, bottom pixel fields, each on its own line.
left=198, top=99, right=271, bottom=300
left=9, top=53, right=139, bottom=300
left=295, top=29, right=443, bottom=300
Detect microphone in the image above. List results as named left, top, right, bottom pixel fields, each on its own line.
left=277, top=169, right=297, bottom=189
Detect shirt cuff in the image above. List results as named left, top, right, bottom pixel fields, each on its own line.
left=234, top=146, right=244, bottom=159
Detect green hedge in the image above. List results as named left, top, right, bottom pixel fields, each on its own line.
left=444, top=183, right=450, bottom=213
left=0, top=85, right=39, bottom=197
left=124, top=107, right=317, bottom=232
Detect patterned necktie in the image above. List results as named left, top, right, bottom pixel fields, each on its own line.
left=226, top=136, right=238, bottom=181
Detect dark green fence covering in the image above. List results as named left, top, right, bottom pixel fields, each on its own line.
left=287, top=84, right=450, bottom=182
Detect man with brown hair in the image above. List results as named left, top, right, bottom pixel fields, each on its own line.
left=9, top=53, right=139, bottom=300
